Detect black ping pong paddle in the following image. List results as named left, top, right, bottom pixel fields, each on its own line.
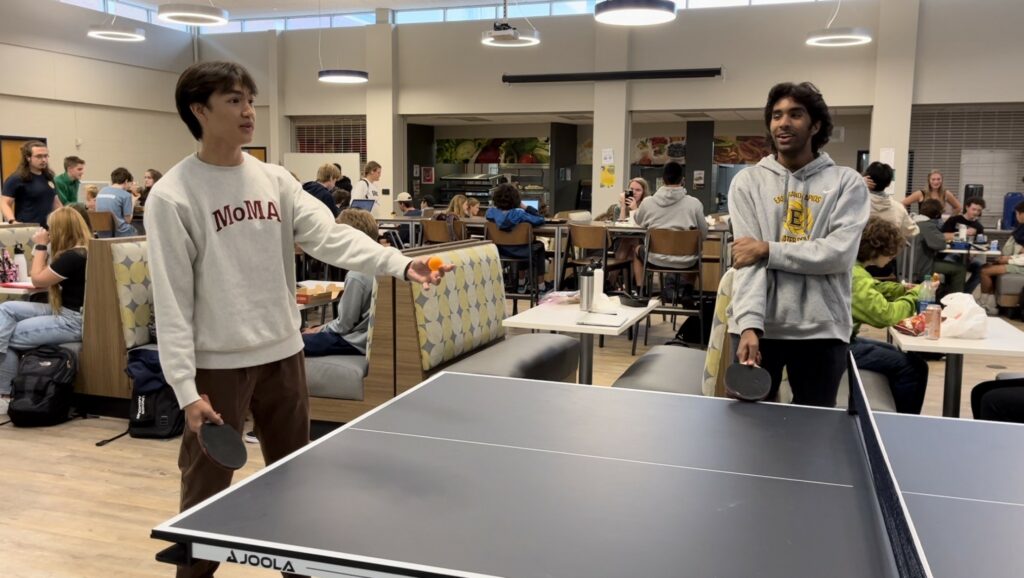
left=725, top=363, right=772, bottom=402
left=199, top=422, right=248, bottom=471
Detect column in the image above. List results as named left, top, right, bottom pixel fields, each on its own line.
left=365, top=12, right=400, bottom=217
left=590, top=26, right=631, bottom=215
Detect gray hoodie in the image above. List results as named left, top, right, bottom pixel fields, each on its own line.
left=634, top=185, right=708, bottom=268
left=727, top=153, right=869, bottom=342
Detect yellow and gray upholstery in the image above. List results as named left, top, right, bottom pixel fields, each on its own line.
left=411, top=243, right=579, bottom=381
left=703, top=268, right=735, bottom=396
left=305, top=280, right=376, bottom=401
left=110, top=241, right=153, bottom=349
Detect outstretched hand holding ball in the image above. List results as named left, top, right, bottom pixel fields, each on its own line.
left=407, top=255, right=455, bottom=289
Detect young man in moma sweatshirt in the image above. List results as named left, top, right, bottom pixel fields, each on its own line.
left=147, top=61, right=451, bottom=578
left=727, top=82, right=869, bottom=407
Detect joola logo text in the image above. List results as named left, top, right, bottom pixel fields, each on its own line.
left=225, top=550, right=295, bottom=572
left=212, top=200, right=281, bottom=232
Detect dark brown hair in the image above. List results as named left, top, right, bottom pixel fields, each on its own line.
left=491, top=183, right=522, bottom=211
left=175, top=61, right=258, bottom=140
left=764, top=82, right=833, bottom=155
left=63, top=156, right=85, bottom=171
left=15, top=141, right=53, bottom=182
left=919, top=198, right=944, bottom=219
left=110, top=167, right=133, bottom=185
left=857, top=217, right=903, bottom=263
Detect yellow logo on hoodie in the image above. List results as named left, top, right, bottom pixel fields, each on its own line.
left=781, top=191, right=813, bottom=241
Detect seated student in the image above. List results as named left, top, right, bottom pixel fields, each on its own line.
left=83, top=184, right=99, bottom=211
left=941, top=196, right=986, bottom=293
left=972, top=378, right=1024, bottom=424
left=333, top=187, right=350, bottom=211
left=301, top=209, right=385, bottom=357
left=977, top=200, right=1024, bottom=315
left=466, top=198, right=480, bottom=218
left=912, top=198, right=966, bottom=292
left=94, top=167, right=136, bottom=237
left=0, top=207, right=91, bottom=409
left=850, top=217, right=928, bottom=414
left=417, top=194, right=435, bottom=215
left=393, top=192, right=420, bottom=245
left=485, top=183, right=549, bottom=294
left=302, top=163, right=342, bottom=218
left=632, top=161, right=707, bottom=295
left=434, top=194, right=468, bottom=241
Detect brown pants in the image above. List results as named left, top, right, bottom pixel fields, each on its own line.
left=176, top=352, right=309, bottom=578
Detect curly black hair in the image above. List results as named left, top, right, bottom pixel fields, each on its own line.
left=491, top=183, right=522, bottom=211
left=857, top=217, right=903, bottom=263
left=764, top=82, right=833, bottom=155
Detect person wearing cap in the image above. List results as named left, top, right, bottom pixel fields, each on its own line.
left=396, top=192, right=418, bottom=216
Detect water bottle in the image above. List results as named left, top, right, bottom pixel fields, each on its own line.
left=917, top=275, right=934, bottom=314
left=12, top=243, right=27, bottom=282
left=579, top=263, right=595, bottom=312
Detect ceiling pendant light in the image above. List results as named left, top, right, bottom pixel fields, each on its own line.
left=315, top=0, right=369, bottom=84
left=594, top=0, right=676, bottom=26
left=157, top=3, right=229, bottom=27
left=806, top=0, right=872, bottom=47
left=87, top=17, right=146, bottom=42
left=482, top=0, right=540, bottom=47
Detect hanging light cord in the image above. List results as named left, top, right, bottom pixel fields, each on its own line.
left=509, top=0, right=538, bottom=32
left=825, top=0, right=842, bottom=29
left=317, top=0, right=324, bottom=70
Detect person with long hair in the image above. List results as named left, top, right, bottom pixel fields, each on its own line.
left=352, top=160, right=382, bottom=202
left=1, top=141, right=61, bottom=225
left=466, top=198, right=480, bottom=217
left=446, top=194, right=469, bottom=217
left=140, top=168, right=163, bottom=206
left=902, top=169, right=961, bottom=215
left=0, top=207, right=91, bottom=405
left=619, top=177, right=649, bottom=221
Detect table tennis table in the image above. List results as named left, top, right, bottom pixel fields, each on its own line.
left=153, top=370, right=1024, bottom=577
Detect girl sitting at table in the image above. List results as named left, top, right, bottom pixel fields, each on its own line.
left=485, top=183, right=548, bottom=294
left=0, top=207, right=91, bottom=407
left=977, top=200, right=1024, bottom=315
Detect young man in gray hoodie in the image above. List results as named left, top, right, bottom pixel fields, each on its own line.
left=147, top=61, right=451, bottom=578
left=728, top=82, right=869, bottom=407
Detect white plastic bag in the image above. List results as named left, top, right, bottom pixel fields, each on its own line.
left=939, top=293, right=988, bottom=339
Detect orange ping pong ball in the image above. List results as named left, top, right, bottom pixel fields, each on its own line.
left=428, top=256, right=443, bottom=272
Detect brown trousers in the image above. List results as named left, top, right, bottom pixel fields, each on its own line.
left=176, top=351, right=309, bottom=578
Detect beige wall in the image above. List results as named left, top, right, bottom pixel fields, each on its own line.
left=434, top=124, right=552, bottom=139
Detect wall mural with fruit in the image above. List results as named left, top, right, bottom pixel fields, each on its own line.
left=436, top=138, right=551, bottom=165
left=577, top=135, right=773, bottom=166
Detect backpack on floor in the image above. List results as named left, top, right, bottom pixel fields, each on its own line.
left=126, top=348, right=183, bottom=439
left=8, top=345, right=78, bottom=427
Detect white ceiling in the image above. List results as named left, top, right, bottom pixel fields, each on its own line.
left=140, top=0, right=500, bottom=18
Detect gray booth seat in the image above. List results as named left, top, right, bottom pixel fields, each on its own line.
left=996, top=273, right=1024, bottom=310
left=997, top=372, right=1024, bottom=381
left=444, top=334, right=580, bottom=382
left=612, top=345, right=706, bottom=394
left=305, top=356, right=367, bottom=400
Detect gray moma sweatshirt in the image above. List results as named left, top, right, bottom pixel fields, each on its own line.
left=727, top=153, right=869, bottom=342
left=633, top=185, right=708, bottom=268
left=146, top=154, right=411, bottom=408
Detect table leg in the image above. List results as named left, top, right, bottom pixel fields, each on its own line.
left=578, top=333, right=594, bottom=384
left=553, top=226, right=564, bottom=292
left=943, top=353, right=964, bottom=418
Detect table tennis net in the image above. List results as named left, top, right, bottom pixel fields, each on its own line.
left=847, top=355, right=932, bottom=578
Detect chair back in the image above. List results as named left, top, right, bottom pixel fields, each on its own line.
left=423, top=219, right=466, bottom=244
left=647, top=228, right=701, bottom=258
left=88, top=211, right=115, bottom=236
left=484, top=222, right=532, bottom=246
left=568, top=224, right=609, bottom=252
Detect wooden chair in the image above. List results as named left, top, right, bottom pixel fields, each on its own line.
left=485, top=222, right=538, bottom=314
left=87, top=211, right=115, bottom=238
left=564, top=224, right=631, bottom=289
left=422, top=218, right=467, bottom=244
left=634, top=228, right=704, bottom=354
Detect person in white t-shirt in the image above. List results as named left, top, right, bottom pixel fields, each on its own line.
left=351, top=160, right=382, bottom=201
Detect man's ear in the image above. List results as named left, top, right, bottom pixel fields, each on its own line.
left=190, top=102, right=207, bottom=125
left=811, top=121, right=821, bottom=136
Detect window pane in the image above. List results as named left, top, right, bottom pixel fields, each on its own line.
left=686, top=0, right=747, bottom=7
left=201, top=21, right=243, bottom=34
left=287, top=16, right=332, bottom=30
left=109, top=0, right=150, bottom=22
left=751, top=0, right=813, bottom=4
left=154, top=18, right=190, bottom=31
left=446, top=6, right=497, bottom=21
left=244, top=19, right=285, bottom=32
left=552, top=0, right=595, bottom=15
left=395, top=9, right=445, bottom=24
left=333, top=12, right=375, bottom=27
left=508, top=3, right=551, bottom=18
left=61, top=0, right=104, bottom=10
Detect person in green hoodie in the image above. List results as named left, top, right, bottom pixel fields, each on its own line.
left=54, top=156, right=85, bottom=206
left=851, top=217, right=928, bottom=414
left=728, top=82, right=869, bottom=407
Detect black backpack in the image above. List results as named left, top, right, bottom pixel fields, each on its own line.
left=126, top=348, right=183, bottom=439
left=8, top=345, right=78, bottom=427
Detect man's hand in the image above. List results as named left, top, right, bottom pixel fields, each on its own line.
left=732, top=237, right=769, bottom=268
left=863, top=175, right=876, bottom=191
left=736, top=329, right=761, bottom=366
left=302, top=325, right=321, bottom=335
left=184, top=394, right=223, bottom=434
left=406, top=256, right=455, bottom=289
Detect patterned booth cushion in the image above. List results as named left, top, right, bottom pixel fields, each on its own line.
left=703, top=267, right=734, bottom=396
left=111, top=241, right=153, bottom=349
left=410, top=244, right=506, bottom=371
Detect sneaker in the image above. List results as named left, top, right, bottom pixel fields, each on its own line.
left=244, top=430, right=259, bottom=444
left=0, top=397, right=8, bottom=415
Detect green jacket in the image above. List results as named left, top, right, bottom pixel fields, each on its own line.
left=851, top=263, right=920, bottom=337
left=53, top=172, right=78, bottom=205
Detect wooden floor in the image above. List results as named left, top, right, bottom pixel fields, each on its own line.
left=2, top=313, right=1023, bottom=577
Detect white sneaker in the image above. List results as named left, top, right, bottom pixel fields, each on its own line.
left=972, top=286, right=983, bottom=300
left=0, top=397, right=9, bottom=415
left=244, top=430, right=259, bottom=444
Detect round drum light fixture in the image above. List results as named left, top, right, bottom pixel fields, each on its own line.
left=158, top=3, right=229, bottom=26
left=806, top=26, right=873, bottom=47
left=481, top=23, right=541, bottom=47
left=594, top=0, right=676, bottom=26
left=318, top=70, right=370, bottom=84
left=87, top=23, right=146, bottom=42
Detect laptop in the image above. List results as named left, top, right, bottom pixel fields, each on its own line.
left=522, top=199, right=540, bottom=211
left=350, top=199, right=376, bottom=211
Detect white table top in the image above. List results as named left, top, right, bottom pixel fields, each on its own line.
left=888, top=316, right=1024, bottom=357
left=0, top=284, right=45, bottom=296
left=502, top=299, right=660, bottom=336
left=940, top=248, right=1000, bottom=256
